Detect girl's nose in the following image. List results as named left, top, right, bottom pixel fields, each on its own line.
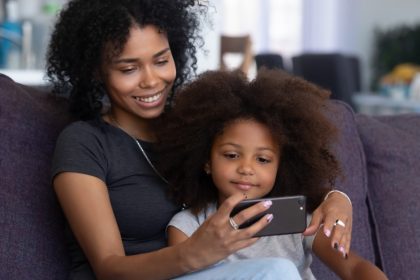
left=238, top=160, right=255, bottom=175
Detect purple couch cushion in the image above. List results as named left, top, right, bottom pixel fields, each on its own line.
left=356, top=113, right=420, bottom=280
left=0, top=74, right=71, bottom=279
left=311, top=100, right=376, bottom=279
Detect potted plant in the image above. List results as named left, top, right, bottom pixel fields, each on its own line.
left=371, top=23, right=420, bottom=94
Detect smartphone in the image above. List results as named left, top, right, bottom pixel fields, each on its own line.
left=230, top=195, right=307, bottom=237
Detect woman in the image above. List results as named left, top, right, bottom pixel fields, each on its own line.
left=48, top=0, right=353, bottom=279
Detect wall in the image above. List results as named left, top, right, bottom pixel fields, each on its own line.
left=302, top=0, right=420, bottom=91
left=208, top=0, right=420, bottom=90
left=2, top=0, right=418, bottom=86
left=195, top=0, right=222, bottom=75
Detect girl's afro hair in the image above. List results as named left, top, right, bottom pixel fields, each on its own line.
left=155, top=69, right=342, bottom=213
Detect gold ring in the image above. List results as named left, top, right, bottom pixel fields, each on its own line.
left=334, top=219, right=346, bottom=227
left=229, top=217, right=239, bottom=230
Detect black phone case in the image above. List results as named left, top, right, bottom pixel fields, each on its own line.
left=230, top=195, right=307, bottom=237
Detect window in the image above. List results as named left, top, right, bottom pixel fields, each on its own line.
left=221, top=0, right=303, bottom=59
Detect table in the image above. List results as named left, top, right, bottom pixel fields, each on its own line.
left=352, top=93, right=420, bottom=115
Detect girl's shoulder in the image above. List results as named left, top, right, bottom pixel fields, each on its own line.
left=172, top=203, right=217, bottom=223
left=168, top=203, right=217, bottom=236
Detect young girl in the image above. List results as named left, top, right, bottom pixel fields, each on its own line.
left=155, top=69, right=388, bottom=279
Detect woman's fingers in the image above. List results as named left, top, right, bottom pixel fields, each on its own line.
left=216, top=194, right=272, bottom=229
left=215, top=193, right=247, bottom=218
left=334, top=217, right=352, bottom=258
left=185, top=195, right=274, bottom=268
left=212, top=194, right=274, bottom=241
left=303, top=209, right=322, bottom=236
left=238, top=213, right=273, bottom=236
left=226, top=212, right=274, bottom=253
left=330, top=218, right=349, bottom=257
left=303, top=192, right=353, bottom=259
left=230, top=200, right=273, bottom=228
left=323, top=213, right=351, bottom=256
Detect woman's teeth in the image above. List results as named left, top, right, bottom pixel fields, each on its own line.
left=135, top=93, right=162, bottom=103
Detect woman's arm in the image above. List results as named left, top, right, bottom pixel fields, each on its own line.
left=54, top=172, right=191, bottom=279
left=312, top=226, right=388, bottom=280
left=54, top=172, right=271, bottom=279
left=303, top=190, right=353, bottom=256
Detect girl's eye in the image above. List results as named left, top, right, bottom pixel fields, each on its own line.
left=257, top=157, right=271, bottom=164
left=224, top=152, right=238, bottom=159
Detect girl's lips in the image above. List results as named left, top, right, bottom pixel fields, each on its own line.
left=233, top=182, right=256, bottom=191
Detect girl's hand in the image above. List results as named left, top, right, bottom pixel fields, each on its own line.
left=181, top=193, right=273, bottom=271
left=303, top=191, right=353, bottom=258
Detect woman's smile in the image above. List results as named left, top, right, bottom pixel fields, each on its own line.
left=132, top=89, right=166, bottom=108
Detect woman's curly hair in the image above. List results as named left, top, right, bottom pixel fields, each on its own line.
left=46, top=0, right=206, bottom=120
left=155, top=69, right=342, bottom=214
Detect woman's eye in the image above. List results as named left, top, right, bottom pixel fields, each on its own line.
left=121, top=67, right=136, bottom=74
left=156, top=59, right=168, bottom=66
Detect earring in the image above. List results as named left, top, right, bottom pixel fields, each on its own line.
left=204, top=164, right=211, bottom=174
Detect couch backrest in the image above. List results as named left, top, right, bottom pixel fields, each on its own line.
left=0, top=74, right=71, bottom=279
left=0, top=74, right=386, bottom=280
left=356, top=113, right=420, bottom=280
left=311, top=100, right=377, bottom=279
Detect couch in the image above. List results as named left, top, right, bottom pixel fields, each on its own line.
left=1, top=73, right=419, bottom=279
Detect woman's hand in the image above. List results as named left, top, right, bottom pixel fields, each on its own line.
left=181, top=193, right=273, bottom=271
left=303, top=191, right=353, bottom=258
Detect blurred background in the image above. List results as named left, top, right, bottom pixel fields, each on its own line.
left=1, top=0, right=420, bottom=114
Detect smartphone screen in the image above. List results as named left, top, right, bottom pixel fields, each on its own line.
left=230, top=195, right=307, bottom=237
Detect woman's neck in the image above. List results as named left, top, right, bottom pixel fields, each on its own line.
left=105, top=111, right=155, bottom=141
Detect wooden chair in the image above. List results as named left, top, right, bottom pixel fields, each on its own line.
left=219, top=35, right=253, bottom=75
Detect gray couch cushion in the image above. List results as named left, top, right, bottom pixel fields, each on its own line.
left=0, top=74, right=71, bottom=279
left=356, top=113, right=420, bottom=280
left=311, top=100, right=375, bottom=279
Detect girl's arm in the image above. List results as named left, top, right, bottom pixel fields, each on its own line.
left=54, top=172, right=271, bottom=280
left=167, top=226, right=189, bottom=246
left=312, top=226, right=388, bottom=280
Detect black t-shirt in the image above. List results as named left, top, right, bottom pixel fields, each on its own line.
left=51, top=119, right=180, bottom=278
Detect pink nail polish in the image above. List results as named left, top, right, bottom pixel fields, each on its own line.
left=263, top=200, right=272, bottom=208
left=266, top=214, right=273, bottom=223
left=324, top=229, right=331, bottom=237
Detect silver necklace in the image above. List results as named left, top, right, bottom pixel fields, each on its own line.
left=108, top=115, right=168, bottom=184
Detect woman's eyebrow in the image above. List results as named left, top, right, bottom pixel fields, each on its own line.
left=153, top=47, right=171, bottom=58
left=113, top=48, right=171, bottom=64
